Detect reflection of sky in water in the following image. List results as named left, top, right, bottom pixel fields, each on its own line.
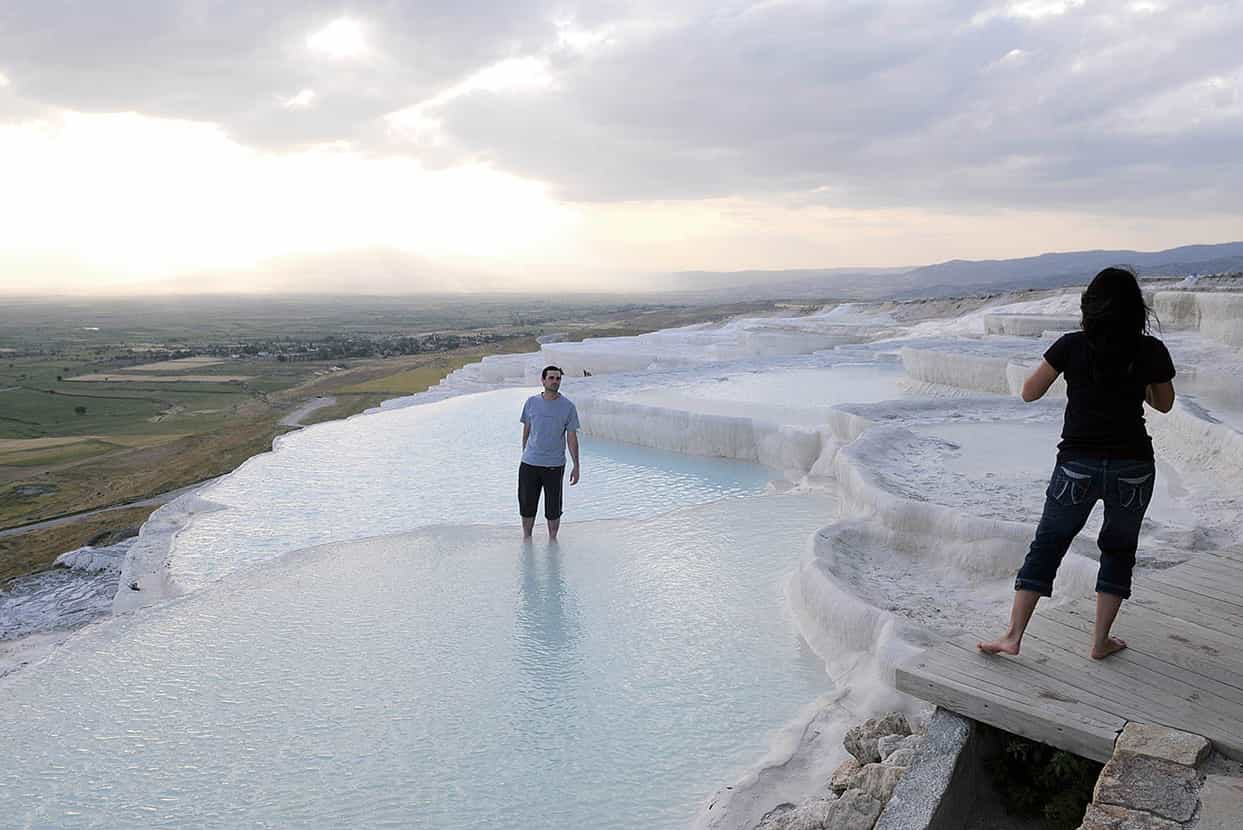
left=911, top=420, right=1058, bottom=477
left=1181, top=380, right=1243, bottom=434
left=0, top=495, right=833, bottom=830
left=909, top=419, right=1196, bottom=529
left=170, top=387, right=773, bottom=590
left=617, top=364, right=909, bottom=425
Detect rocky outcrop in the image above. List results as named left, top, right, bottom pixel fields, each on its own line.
left=844, top=713, right=911, bottom=765
left=873, top=708, right=974, bottom=830
left=754, top=712, right=919, bottom=830
left=829, top=758, right=863, bottom=796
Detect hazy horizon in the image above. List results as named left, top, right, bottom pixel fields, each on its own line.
left=2, top=2, right=1241, bottom=294
left=3, top=238, right=1240, bottom=301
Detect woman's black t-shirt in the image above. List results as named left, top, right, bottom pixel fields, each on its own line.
left=1044, top=331, right=1176, bottom=463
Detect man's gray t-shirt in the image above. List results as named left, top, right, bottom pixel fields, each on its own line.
left=520, top=394, right=580, bottom=467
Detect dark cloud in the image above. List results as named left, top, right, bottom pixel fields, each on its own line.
left=2, top=1, right=1241, bottom=211
left=430, top=1, right=1243, bottom=211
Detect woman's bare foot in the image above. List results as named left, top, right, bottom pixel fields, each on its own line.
left=1091, top=635, right=1127, bottom=660
left=978, top=634, right=1021, bottom=656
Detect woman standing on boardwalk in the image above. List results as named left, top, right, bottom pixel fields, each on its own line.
left=979, top=267, right=1177, bottom=660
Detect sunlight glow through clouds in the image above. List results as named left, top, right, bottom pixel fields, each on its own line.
left=973, top=0, right=1085, bottom=24
left=282, top=89, right=317, bottom=110
left=554, top=19, right=613, bottom=52
left=307, top=19, right=369, bottom=59
left=0, top=111, right=575, bottom=280
left=988, top=48, right=1032, bottom=70
left=386, top=56, right=557, bottom=146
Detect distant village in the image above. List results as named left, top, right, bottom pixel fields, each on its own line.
left=202, top=332, right=510, bottom=362
left=18, top=332, right=514, bottom=365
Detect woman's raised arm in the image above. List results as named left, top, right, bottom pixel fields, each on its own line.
left=1021, top=359, right=1060, bottom=402
left=1145, top=381, right=1175, bottom=413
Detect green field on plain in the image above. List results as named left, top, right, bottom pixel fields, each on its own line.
left=0, top=358, right=287, bottom=441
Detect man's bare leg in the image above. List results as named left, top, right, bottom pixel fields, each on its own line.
left=1090, top=592, right=1127, bottom=659
left=522, top=516, right=535, bottom=539
left=978, top=589, right=1042, bottom=656
left=547, top=518, right=560, bottom=541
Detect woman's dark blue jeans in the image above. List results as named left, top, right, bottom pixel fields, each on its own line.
left=1015, top=457, right=1156, bottom=599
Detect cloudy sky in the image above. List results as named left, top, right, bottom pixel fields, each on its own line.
left=1, top=0, right=1240, bottom=293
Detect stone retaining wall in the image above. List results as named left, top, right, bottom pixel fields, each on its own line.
left=750, top=710, right=1243, bottom=830
left=1076, top=722, right=1243, bottom=829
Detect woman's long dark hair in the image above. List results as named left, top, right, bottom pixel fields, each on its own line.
left=1080, top=266, right=1155, bottom=381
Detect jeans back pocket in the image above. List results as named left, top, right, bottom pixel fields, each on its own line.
left=1117, top=471, right=1154, bottom=510
left=1049, top=465, right=1091, bottom=506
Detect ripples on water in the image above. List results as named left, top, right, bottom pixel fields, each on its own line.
left=616, top=364, right=909, bottom=426
left=169, top=388, right=773, bottom=590
left=1, top=496, right=834, bottom=829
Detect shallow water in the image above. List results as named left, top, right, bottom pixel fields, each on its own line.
left=168, top=388, right=773, bottom=591
left=1185, top=391, right=1243, bottom=434
left=909, top=419, right=1196, bottom=529
left=9, top=291, right=1229, bottom=829
left=0, top=495, right=833, bottom=829
left=0, top=540, right=133, bottom=642
left=616, top=364, right=909, bottom=426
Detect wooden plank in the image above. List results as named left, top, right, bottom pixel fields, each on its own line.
left=1171, top=554, right=1243, bottom=581
left=1026, top=611, right=1243, bottom=709
left=941, top=635, right=1175, bottom=727
left=912, top=638, right=1128, bottom=737
left=1044, top=599, right=1243, bottom=670
left=901, top=549, right=1243, bottom=766
left=1133, top=576, right=1243, bottom=623
left=942, top=633, right=1243, bottom=755
left=1202, top=546, right=1243, bottom=564
left=1155, top=575, right=1243, bottom=610
left=937, top=634, right=1140, bottom=715
left=1021, top=617, right=1243, bottom=718
left=1022, top=617, right=1243, bottom=746
left=1042, top=604, right=1243, bottom=691
left=1145, top=569, right=1243, bottom=611
left=1128, top=586, right=1243, bottom=639
left=1160, top=565, right=1243, bottom=602
left=1162, top=557, right=1243, bottom=589
left=896, top=648, right=1122, bottom=762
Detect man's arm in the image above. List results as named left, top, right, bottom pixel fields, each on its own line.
left=567, top=431, right=580, bottom=485
left=522, top=421, right=531, bottom=450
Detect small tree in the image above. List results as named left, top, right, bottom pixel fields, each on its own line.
left=74, top=405, right=87, bottom=416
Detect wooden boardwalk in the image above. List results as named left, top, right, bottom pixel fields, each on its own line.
left=896, top=548, right=1243, bottom=763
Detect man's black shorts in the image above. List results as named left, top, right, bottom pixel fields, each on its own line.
left=518, top=462, right=565, bottom=520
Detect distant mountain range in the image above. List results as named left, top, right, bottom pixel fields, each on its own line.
left=51, top=241, right=1242, bottom=300
left=661, top=241, right=1243, bottom=300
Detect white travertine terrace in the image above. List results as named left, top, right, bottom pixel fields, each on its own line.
left=983, top=313, right=1079, bottom=337
left=11, top=288, right=1241, bottom=830
left=379, top=288, right=1239, bottom=828
left=1154, top=290, right=1243, bottom=347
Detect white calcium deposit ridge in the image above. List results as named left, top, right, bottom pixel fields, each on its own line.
left=1, top=288, right=1239, bottom=830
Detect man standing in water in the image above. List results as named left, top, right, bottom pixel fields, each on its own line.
left=519, top=365, right=580, bottom=541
